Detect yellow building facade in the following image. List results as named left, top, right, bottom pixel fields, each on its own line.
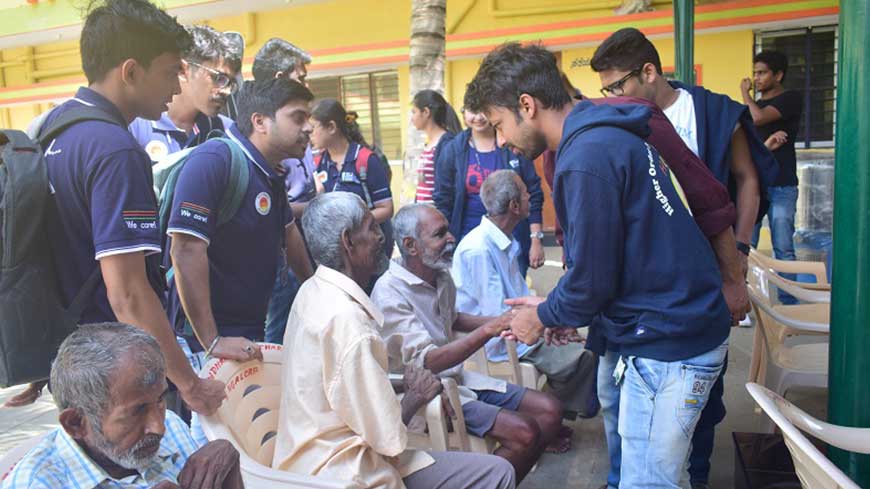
left=0, top=0, right=840, bottom=208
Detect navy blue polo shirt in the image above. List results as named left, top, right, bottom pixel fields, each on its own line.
left=166, top=124, right=293, bottom=350
left=42, top=87, right=163, bottom=323
left=315, top=142, right=391, bottom=206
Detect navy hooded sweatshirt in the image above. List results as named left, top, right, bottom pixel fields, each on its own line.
left=536, top=101, right=730, bottom=362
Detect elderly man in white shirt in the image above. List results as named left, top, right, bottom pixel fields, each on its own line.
left=452, top=170, right=599, bottom=421
left=273, top=192, right=514, bottom=489
left=371, top=202, right=564, bottom=483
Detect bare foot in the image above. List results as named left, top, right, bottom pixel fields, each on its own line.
left=544, top=424, right=573, bottom=454
left=4, top=381, right=46, bottom=408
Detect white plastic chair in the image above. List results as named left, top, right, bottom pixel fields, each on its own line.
left=198, top=343, right=361, bottom=488
left=747, top=275, right=829, bottom=432
left=459, top=334, right=547, bottom=391
left=749, top=249, right=830, bottom=291
left=746, top=383, right=870, bottom=489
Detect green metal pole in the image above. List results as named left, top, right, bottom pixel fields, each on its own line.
left=829, top=0, right=870, bottom=486
left=673, top=0, right=694, bottom=85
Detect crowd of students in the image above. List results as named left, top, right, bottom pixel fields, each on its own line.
left=1, top=0, right=805, bottom=487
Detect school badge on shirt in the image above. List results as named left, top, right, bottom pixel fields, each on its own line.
left=145, top=140, right=169, bottom=161
left=255, top=192, right=272, bottom=216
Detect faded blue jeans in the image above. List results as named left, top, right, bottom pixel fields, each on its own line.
left=264, top=266, right=300, bottom=344
left=752, top=185, right=799, bottom=304
left=598, top=341, right=728, bottom=488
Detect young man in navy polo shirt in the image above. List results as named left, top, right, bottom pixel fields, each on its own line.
left=251, top=37, right=317, bottom=344
left=128, top=24, right=240, bottom=162
left=11, top=0, right=226, bottom=414
left=166, top=78, right=314, bottom=440
left=466, top=43, right=731, bottom=489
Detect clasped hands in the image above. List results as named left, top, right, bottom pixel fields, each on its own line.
left=497, top=296, right=584, bottom=346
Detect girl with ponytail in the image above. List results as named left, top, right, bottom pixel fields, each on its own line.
left=310, top=98, right=395, bottom=258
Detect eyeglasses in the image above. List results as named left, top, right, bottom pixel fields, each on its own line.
left=186, top=60, right=236, bottom=89
left=599, top=68, right=642, bottom=97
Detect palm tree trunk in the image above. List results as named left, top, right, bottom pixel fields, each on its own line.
left=405, top=0, right=446, bottom=202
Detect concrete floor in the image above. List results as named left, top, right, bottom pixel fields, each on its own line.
left=0, top=245, right=828, bottom=488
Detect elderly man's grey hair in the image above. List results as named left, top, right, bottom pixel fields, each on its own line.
left=252, top=38, right=312, bottom=81
left=50, top=323, right=164, bottom=423
left=302, top=192, right=368, bottom=270
left=392, top=203, right=434, bottom=259
left=184, top=24, right=234, bottom=67
left=481, top=169, right=522, bottom=217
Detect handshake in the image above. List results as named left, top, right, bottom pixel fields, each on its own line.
left=483, top=296, right=584, bottom=346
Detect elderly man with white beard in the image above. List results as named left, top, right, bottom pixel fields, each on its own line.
left=371, top=204, right=563, bottom=484
left=2, top=323, right=243, bottom=489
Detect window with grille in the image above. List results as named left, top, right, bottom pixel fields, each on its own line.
left=755, top=26, right=837, bottom=148
left=308, top=71, right=402, bottom=162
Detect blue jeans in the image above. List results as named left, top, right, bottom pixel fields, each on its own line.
left=752, top=185, right=798, bottom=304
left=264, top=266, right=300, bottom=344
left=599, top=341, right=728, bottom=488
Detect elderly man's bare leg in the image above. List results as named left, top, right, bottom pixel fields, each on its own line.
left=403, top=451, right=516, bottom=489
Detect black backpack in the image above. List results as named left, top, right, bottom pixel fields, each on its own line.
left=0, top=106, right=125, bottom=387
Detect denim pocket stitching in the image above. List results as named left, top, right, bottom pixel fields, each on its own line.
left=676, top=363, right=722, bottom=437
left=626, top=356, right=657, bottom=399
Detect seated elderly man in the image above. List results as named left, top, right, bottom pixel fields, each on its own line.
left=273, top=192, right=514, bottom=489
left=452, top=170, right=598, bottom=421
left=371, top=203, right=563, bottom=483
left=2, top=323, right=242, bottom=489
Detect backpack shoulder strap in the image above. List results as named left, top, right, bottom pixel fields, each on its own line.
left=214, top=137, right=250, bottom=228
left=355, top=146, right=373, bottom=181
left=354, top=146, right=374, bottom=209
left=37, top=106, right=126, bottom=146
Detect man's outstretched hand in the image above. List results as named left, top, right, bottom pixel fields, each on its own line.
left=177, top=439, right=243, bottom=489
left=543, top=327, right=584, bottom=346
left=503, top=296, right=546, bottom=345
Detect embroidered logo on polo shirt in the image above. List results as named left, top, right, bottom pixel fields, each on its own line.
left=179, top=202, right=210, bottom=223
left=255, top=192, right=271, bottom=216
left=145, top=140, right=169, bottom=161
left=122, top=210, right=157, bottom=230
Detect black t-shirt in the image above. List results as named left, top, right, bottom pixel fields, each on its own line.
left=756, top=90, right=802, bottom=187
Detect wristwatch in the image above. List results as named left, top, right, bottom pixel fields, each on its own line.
left=736, top=241, right=751, bottom=256
left=530, top=231, right=545, bottom=240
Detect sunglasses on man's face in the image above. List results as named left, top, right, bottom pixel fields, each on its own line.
left=600, top=68, right=642, bottom=97
left=186, top=60, right=236, bottom=89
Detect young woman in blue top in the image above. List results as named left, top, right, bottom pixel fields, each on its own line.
left=434, top=107, right=545, bottom=276
left=310, top=98, right=395, bottom=258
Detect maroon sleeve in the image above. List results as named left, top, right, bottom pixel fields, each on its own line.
left=542, top=150, right=564, bottom=247
left=589, top=96, right=736, bottom=238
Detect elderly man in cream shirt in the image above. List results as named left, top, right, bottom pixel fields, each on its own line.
left=372, top=203, right=564, bottom=484
left=273, top=192, right=515, bottom=489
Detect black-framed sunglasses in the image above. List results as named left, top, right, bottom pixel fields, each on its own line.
left=600, top=68, right=642, bottom=97
left=186, top=60, right=236, bottom=89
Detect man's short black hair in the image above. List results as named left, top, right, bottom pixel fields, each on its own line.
left=754, top=50, right=789, bottom=83
left=236, top=77, right=314, bottom=136
left=184, top=25, right=233, bottom=67
left=464, top=43, right=571, bottom=116
left=80, top=0, right=191, bottom=84
left=590, top=27, right=663, bottom=75
left=252, top=38, right=312, bottom=81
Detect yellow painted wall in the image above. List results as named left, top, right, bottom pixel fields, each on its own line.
left=563, top=29, right=754, bottom=101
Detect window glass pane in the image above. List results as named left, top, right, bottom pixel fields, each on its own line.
left=372, top=72, right=402, bottom=161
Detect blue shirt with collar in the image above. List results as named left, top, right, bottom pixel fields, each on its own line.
left=315, top=142, right=392, bottom=206
left=129, top=112, right=230, bottom=164
left=42, top=87, right=163, bottom=323
left=166, top=123, right=294, bottom=350
left=1, top=410, right=200, bottom=489
left=451, top=216, right=539, bottom=362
